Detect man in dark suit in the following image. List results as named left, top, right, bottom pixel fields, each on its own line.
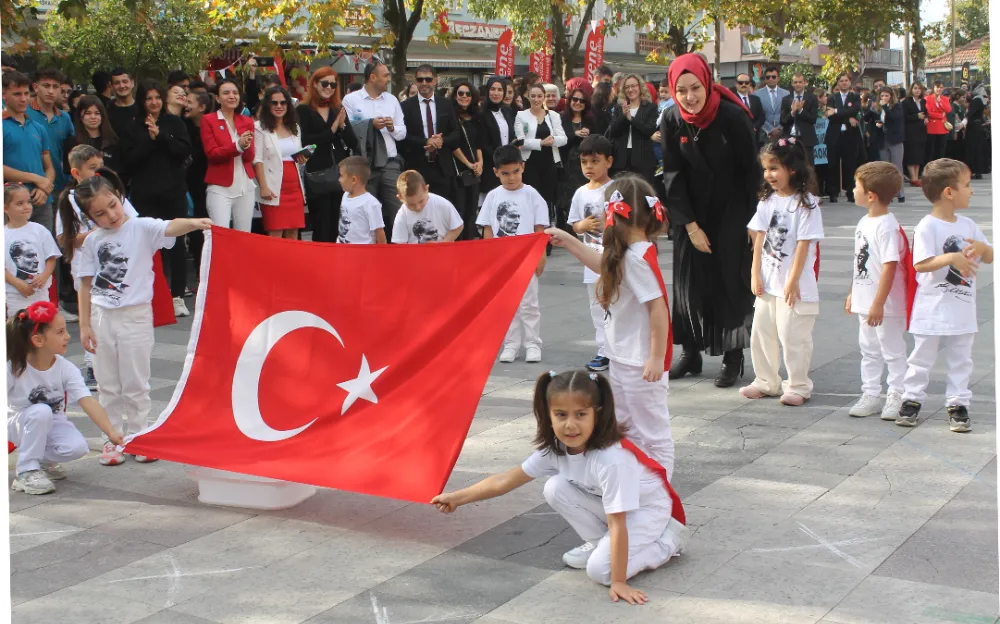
left=780, top=73, right=819, bottom=166
left=400, top=64, right=460, bottom=200
left=733, top=73, right=765, bottom=147
left=824, top=72, right=863, bottom=203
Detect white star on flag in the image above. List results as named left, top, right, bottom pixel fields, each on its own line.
left=337, top=355, right=389, bottom=415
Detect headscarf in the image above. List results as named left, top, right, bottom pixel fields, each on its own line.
left=971, top=81, right=988, bottom=105
left=667, top=53, right=751, bottom=129
left=484, top=76, right=508, bottom=112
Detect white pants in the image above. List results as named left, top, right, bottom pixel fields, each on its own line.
left=504, top=275, right=541, bottom=350
left=609, top=361, right=674, bottom=478
left=858, top=315, right=907, bottom=397
left=6, top=289, right=48, bottom=319
left=544, top=475, right=675, bottom=585
left=749, top=294, right=818, bottom=398
left=586, top=282, right=606, bottom=356
left=92, top=303, right=155, bottom=437
left=73, top=278, right=94, bottom=369
left=8, top=404, right=89, bottom=474
left=902, top=333, right=975, bottom=407
left=206, top=192, right=256, bottom=233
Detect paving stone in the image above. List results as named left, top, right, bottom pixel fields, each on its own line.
left=12, top=584, right=162, bottom=624
left=823, top=576, right=999, bottom=624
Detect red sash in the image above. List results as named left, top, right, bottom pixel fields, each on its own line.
left=814, top=243, right=820, bottom=280
left=642, top=245, right=674, bottom=369
left=620, top=438, right=686, bottom=525
left=899, top=226, right=917, bottom=330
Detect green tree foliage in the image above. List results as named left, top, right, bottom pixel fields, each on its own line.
left=779, top=62, right=825, bottom=90
left=41, top=0, right=223, bottom=82
left=977, top=41, right=989, bottom=78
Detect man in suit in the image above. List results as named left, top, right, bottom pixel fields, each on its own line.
left=400, top=64, right=460, bottom=201
left=824, top=72, right=863, bottom=203
left=733, top=73, right=765, bottom=146
left=780, top=73, right=819, bottom=166
left=756, top=66, right=788, bottom=140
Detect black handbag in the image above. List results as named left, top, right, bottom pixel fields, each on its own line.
left=304, top=144, right=341, bottom=195
left=454, top=118, right=481, bottom=187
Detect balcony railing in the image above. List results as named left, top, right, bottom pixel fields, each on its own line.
left=863, top=48, right=904, bottom=68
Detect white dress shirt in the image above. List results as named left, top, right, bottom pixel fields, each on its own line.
left=207, top=111, right=256, bottom=199
left=342, top=88, right=407, bottom=159
left=493, top=109, right=510, bottom=145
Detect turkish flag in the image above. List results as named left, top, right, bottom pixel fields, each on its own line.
left=123, top=227, right=547, bottom=503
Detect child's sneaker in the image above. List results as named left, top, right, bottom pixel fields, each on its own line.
left=562, top=541, right=596, bottom=569
left=948, top=405, right=971, bottom=433
left=586, top=355, right=609, bottom=372
left=99, top=441, right=126, bottom=466
left=881, top=392, right=903, bottom=421
left=173, top=297, right=190, bottom=318
left=83, top=366, right=98, bottom=390
left=134, top=455, right=159, bottom=463
left=739, top=385, right=767, bottom=399
left=499, top=346, right=517, bottom=363
left=895, top=401, right=922, bottom=427
left=525, top=346, right=542, bottom=363
left=12, top=470, right=55, bottom=495
left=42, top=462, right=67, bottom=480
left=780, top=392, right=806, bottom=406
left=660, top=518, right=690, bottom=558
left=849, top=394, right=882, bottom=417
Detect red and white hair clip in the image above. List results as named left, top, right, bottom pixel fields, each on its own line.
left=605, top=190, right=631, bottom=227
left=646, top=196, right=665, bottom=222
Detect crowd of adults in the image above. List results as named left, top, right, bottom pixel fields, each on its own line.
left=1, top=50, right=991, bottom=383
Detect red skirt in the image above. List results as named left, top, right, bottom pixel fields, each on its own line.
left=261, top=161, right=306, bottom=231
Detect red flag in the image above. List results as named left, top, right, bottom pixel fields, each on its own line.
left=899, top=225, right=917, bottom=330
left=436, top=10, right=449, bottom=34
left=528, top=29, right=553, bottom=82
left=151, top=252, right=176, bottom=328
left=123, top=228, right=547, bottom=503
left=583, top=20, right=606, bottom=83
left=273, top=50, right=287, bottom=89
left=495, top=29, right=515, bottom=77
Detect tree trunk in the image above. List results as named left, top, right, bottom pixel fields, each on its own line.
left=667, top=23, right=690, bottom=57
left=714, top=13, right=723, bottom=81
left=551, top=0, right=597, bottom=82
left=910, top=0, right=924, bottom=82
left=384, top=0, right=423, bottom=93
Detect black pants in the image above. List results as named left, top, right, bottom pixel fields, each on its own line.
left=366, top=160, right=403, bottom=239
left=187, top=183, right=209, bottom=277
left=925, top=134, right=948, bottom=163
left=132, top=190, right=187, bottom=297
left=453, top=181, right=480, bottom=240
left=827, top=136, right=859, bottom=198
left=306, top=185, right=343, bottom=243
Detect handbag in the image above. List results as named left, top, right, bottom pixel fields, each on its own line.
left=454, top=118, right=481, bottom=187
left=304, top=144, right=341, bottom=195
left=944, top=121, right=955, bottom=131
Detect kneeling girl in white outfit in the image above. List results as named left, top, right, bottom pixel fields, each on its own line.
left=432, top=371, right=686, bottom=604
left=7, top=302, right=123, bottom=495
left=71, top=175, right=212, bottom=467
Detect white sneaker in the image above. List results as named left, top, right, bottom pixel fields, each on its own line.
left=562, top=541, right=596, bottom=569
left=881, top=392, right=903, bottom=421
left=499, top=346, right=517, bottom=363
left=12, top=470, right=55, bottom=495
left=660, top=518, right=690, bottom=558
left=42, top=463, right=67, bottom=481
left=173, top=297, right=190, bottom=318
left=59, top=306, right=78, bottom=323
left=848, top=394, right=882, bottom=418
left=525, top=346, right=542, bottom=363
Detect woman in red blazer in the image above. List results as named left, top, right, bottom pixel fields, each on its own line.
left=201, top=78, right=257, bottom=232
left=924, top=80, right=953, bottom=162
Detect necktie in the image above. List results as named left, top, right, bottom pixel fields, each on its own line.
left=743, top=96, right=748, bottom=108
left=424, top=99, right=436, bottom=161
left=792, top=95, right=801, bottom=136
left=770, top=89, right=776, bottom=110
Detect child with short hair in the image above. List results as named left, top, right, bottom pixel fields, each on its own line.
left=4, top=183, right=61, bottom=318
left=7, top=301, right=123, bottom=494
left=741, top=139, right=824, bottom=406
left=567, top=135, right=614, bottom=372
left=336, top=155, right=386, bottom=245
left=845, top=161, right=909, bottom=419
left=391, top=170, right=464, bottom=244
left=73, top=175, right=212, bottom=465
left=477, top=145, right=550, bottom=363
left=896, top=158, right=992, bottom=432
left=432, top=370, right=687, bottom=602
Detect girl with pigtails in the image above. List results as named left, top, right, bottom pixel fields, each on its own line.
left=432, top=370, right=686, bottom=604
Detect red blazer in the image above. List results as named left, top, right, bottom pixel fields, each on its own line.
left=924, top=94, right=953, bottom=135
left=201, top=111, right=256, bottom=186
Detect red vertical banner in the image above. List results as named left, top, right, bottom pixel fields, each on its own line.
left=495, top=29, right=515, bottom=77
left=528, top=29, right=553, bottom=83
left=583, top=20, right=606, bottom=83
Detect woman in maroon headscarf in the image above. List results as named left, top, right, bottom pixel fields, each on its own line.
left=660, top=53, right=761, bottom=388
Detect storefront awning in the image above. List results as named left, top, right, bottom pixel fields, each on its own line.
left=407, top=57, right=495, bottom=69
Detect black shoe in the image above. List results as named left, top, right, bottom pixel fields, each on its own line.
left=546, top=242, right=553, bottom=257
left=668, top=350, right=702, bottom=380
left=714, top=350, right=744, bottom=388
left=846, top=193, right=855, bottom=203
left=973, top=173, right=983, bottom=180
left=895, top=400, right=921, bottom=427
left=897, top=196, right=905, bottom=203
left=948, top=405, right=971, bottom=433
left=827, top=196, right=838, bottom=203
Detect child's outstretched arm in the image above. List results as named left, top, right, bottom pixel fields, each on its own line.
left=77, top=396, right=123, bottom=446
left=431, top=466, right=533, bottom=513
left=165, top=218, right=214, bottom=238
left=545, top=228, right=602, bottom=273
left=607, top=513, right=648, bottom=605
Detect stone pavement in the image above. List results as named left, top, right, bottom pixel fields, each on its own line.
left=9, top=179, right=1000, bottom=624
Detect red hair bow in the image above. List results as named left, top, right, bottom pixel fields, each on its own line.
left=18, top=301, right=58, bottom=335
left=646, top=196, right=665, bottom=222
left=605, top=190, right=631, bottom=227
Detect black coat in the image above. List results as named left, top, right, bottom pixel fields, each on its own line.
left=296, top=104, right=360, bottom=173
left=825, top=91, right=863, bottom=148
left=732, top=90, right=766, bottom=144
left=660, top=99, right=760, bottom=355
left=901, top=97, right=928, bottom=146
left=478, top=104, right=516, bottom=192
left=120, top=113, right=190, bottom=197
left=780, top=92, right=819, bottom=147
left=63, top=134, right=123, bottom=177
left=606, top=101, right=658, bottom=178
left=868, top=104, right=904, bottom=151
left=401, top=95, right=461, bottom=180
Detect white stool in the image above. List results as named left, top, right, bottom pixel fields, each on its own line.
left=189, top=468, right=316, bottom=510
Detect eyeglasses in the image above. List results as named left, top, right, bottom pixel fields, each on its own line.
left=270, top=100, right=287, bottom=107
left=317, top=80, right=336, bottom=89
left=736, top=80, right=751, bottom=86
left=416, top=76, right=434, bottom=83
left=456, top=90, right=471, bottom=97
left=571, top=96, right=587, bottom=103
